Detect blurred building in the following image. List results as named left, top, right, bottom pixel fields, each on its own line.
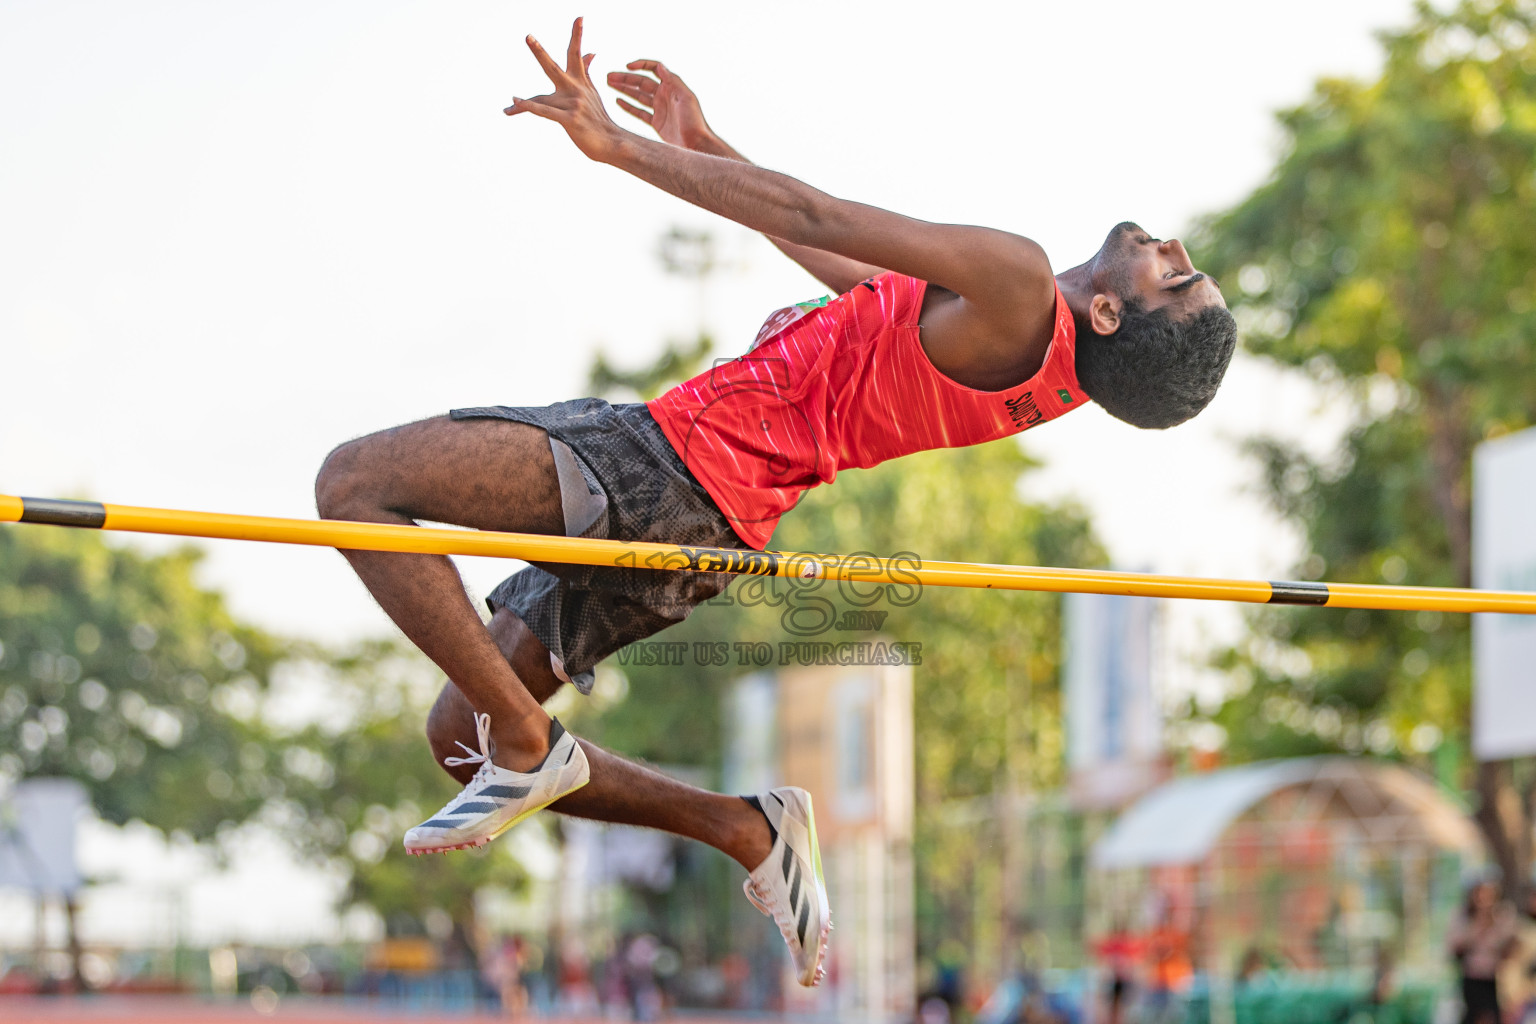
left=1065, top=592, right=1168, bottom=810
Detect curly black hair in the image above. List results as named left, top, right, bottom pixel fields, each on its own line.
left=1073, top=300, right=1238, bottom=429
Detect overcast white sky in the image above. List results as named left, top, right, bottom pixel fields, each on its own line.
left=1, top=0, right=1423, bottom=943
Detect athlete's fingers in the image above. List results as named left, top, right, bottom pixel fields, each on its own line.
left=607, top=83, right=655, bottom=109
left=615, top=97, right=653, bottom=125
left=612, top=84, right=654, bottom=111
left=626, top=59, right=664, bottom=73
left=525, top=34, right=565, bottom=83
left=504, top=94, right=564, bottom=119
left=519, top=106, right=565, bottom=124
left=582, top=53, right=596, bottom=81
left=510, top=103, right=564, bottom=124
left=658, top=65, right=696, bottom=103
left=606, top=72, right=658, bottom=101
left=657, top=63, right=690, bottom=92
left=565, top=17, right=583, bottom=74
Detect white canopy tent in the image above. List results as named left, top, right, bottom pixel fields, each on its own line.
left=1090, top=756, right=1483, bottom=974
left=1092, top=756, right=1481, bottom=871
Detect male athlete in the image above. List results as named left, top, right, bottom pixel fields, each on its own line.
left=314, top=20, right=1235, bottom=987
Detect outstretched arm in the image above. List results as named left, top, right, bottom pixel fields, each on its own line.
left=606, top=60, right=884, bottom=295
left=508, top=20, right=1054, bottom=340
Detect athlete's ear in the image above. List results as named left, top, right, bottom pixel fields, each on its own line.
left=1089, top=292, right=1122, bottom=335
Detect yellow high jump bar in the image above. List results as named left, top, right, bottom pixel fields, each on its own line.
left=2, top=493, right=1533, bottom=614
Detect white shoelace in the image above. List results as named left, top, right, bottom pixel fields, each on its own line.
left=444, top=712, right=495, bottom=782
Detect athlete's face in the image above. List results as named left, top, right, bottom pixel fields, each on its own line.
left=1092, top=222, right=1227, bottom=318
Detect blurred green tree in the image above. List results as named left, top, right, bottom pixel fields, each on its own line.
left=0, top=526, right=283, bottom=836
left=0, top=523, right=512, bottom=948
left=1192, top=0, right=1536, bottom=892
left=0, top=525, right=287, bottom=987
left=587, top=334, right=714, bottom=402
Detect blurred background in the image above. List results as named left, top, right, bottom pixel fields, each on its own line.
left=5, top=0, right=1536, bottom=1021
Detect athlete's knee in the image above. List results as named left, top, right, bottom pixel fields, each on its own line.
left=314, top=438, right=374, bottom=521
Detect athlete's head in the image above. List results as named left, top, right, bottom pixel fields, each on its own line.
left=1070, top=222, right=1237, bottom=430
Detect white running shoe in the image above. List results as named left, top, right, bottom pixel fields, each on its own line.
left=404, top=713, right=589, bottom=855
left=743, top=787, right=831, bottom=987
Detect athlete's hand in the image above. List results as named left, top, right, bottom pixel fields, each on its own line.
left=606, top=60, right=715, bottom=151
left=505, top=18, right=626, bottom=164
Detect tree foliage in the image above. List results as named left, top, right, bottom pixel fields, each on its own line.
left=587, top=334, right=715, bottom=402
left=0, top=526, right=285, bottom=838
left=1192, top=0, right=1536, bottom=887
left=0, top=524, right=513, bottom=935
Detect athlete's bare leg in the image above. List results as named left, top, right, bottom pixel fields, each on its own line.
left=315, top=416, right=563, bottom=770
left=426, top=608, right=775, bottom=871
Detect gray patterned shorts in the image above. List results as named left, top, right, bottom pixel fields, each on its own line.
left=448, top=398, right=748, bottom=694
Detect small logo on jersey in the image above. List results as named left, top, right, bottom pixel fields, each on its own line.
left=1004, top=391, right=1043, bottom=429
left=1057, top=389, right=1074, bottom=404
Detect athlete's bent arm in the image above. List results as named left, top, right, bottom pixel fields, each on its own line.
left=509, top=21, right=1054, bottom=341
left=607, top=59, right=884, bottom=296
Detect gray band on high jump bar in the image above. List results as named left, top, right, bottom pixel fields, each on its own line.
left=1267, top=580, right=1330, bottom=605
left=19, top=497, right=107, bottom=529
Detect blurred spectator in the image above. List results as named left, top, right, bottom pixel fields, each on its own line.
left=976, top=955, right=1075, bottom=1024
left=933, top=939, right=967, bottom=1013
left=600, top=938, right=629, bottom=1012
left=1448, top=879, right=1518, bottom=1024
left=718, top=953, right=750, bottom=1009
left=519, top=939, right=550, bottom=1012
left=1092, top=918, right=1140, bottom=1024
left=555, top=938, right=599, bottom=1016
left=1142, top=911, right=1192, bottom=1024
left=1011, top=915, right=1049, bottom=988
left=1368, top=944, right=1396, bottom=1010
left=483, top=935, right=529, bottom=1016
left=622, top=933, right=664, bottom=1021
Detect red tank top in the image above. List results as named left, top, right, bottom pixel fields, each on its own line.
left=647, top=272, right=1087, bottom=548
